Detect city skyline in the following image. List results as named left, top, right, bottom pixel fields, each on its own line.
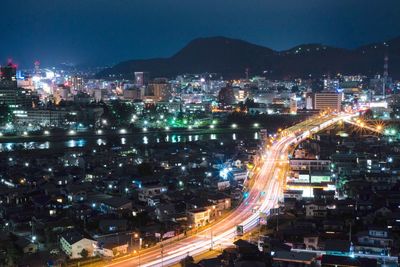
left=1, top=0, right=400, bottom=68
left=1, top=2, right=400, bottom=267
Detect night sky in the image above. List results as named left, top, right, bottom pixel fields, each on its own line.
left=1, top=0, right=400, bottom=68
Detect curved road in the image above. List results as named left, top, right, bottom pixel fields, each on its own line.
left=105, top=113, right=351, bottom=267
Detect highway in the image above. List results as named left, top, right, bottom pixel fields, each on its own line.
left=105, top=113, right=350, bottom=267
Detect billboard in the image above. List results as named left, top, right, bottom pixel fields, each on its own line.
left=310, top=175, right=331, bottom=183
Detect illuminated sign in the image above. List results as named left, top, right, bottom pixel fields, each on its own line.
left=310, top=175, right=331, bottom=183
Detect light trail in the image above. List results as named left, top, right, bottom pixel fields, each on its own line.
left=106, top=113, right=352, bottom=267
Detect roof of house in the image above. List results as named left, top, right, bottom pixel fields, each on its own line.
left=273, top=251, right=317, bottom=263
left=324, top=239, right=351, bottom=253
left=60, top=230, right=92, bottom=245
left=321, top=255, right=377, bottom=267
left=101, top=197, right=131, bottom=208
left=15, top=237, right=34, bottom=249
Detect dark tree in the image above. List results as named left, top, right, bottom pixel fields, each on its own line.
left=80, top=248, right=89, bottom=258
left=138, top=162, right=154, bottom=176
left=363, top=109, right=373, bottom=119
left=179, top=255, right=194, bottom=267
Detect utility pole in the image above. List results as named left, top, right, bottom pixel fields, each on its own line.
left=138, top=238, right=142, bottom=267
left=161, top=244, right=164, bottom=267
left=276, top=210, right=279, bottom=232
left=349, top=221, right=352, bottom=242
left=210, top=229, right=213, bottom=250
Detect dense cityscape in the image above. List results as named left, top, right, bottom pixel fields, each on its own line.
left=1, top=1, right=400, bottom=267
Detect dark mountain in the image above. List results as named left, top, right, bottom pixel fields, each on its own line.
left=97, top=36, right=400, bottom=79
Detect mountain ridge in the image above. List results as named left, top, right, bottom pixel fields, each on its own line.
left=97, top=36, right=400, bottom=79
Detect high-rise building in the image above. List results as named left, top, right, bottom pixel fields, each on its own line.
left=34, top=60, right=40, bottom=76
left=305, top=93, right=313, bottom=110
left=0, top=88, right=35, bottom=109
left=134, top=72, right=149, bottom=87
left=323, top=78, right=340, bottom=92
left=68, top=75, right=83, bottom=91
left=0, top=62, right=35, bottom=109
left=290, top=94, right=298, bottom=114
left=150, top=83, right=170, bottom=101
left=0, top=62, right=17, bottom=89
left=313, top=92, right=342, bottom=111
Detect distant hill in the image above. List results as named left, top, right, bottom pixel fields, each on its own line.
left=97, top=36, right=400, bottom=79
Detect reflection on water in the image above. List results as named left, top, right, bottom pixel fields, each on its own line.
left=66, top=139, right=86, bottom=148
left=0, top=131, right=259, bottom=152
left=97, top=138, right=106, bottom=146
left=0, top=141, right=51, bottom=151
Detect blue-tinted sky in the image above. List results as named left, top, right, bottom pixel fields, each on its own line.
left=1, top=0, right=400, bottom=68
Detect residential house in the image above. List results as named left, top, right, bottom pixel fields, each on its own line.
left=15, top=237, right=38, bottom=254
left=138, top=185, right=167, bottom=205
left=59, top=230, right=97, bottom=259
left=355, top=228, right=393, bottom=255
left=187, top=208, right=210, bottom=228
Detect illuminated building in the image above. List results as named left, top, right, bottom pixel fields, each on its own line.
left=313, top=92, right=342, bottom=111
left=14, top=108, right=73, bottom=126
left=34, top=60, right=40, bottom=76
left=68, top=75, right=83, bottom=92
left=17, top=77, right=35, bottom=90
left=306, top=93, right=313, bottom=110
left=290, top=94, right=298, bottom=114
left=0, top=88, right=34, bottom=109
left=187, top=208, right=210, bottom=228
left=0, top=62, right=17, bottom=89
left=123, top=88, right=143, bottom=100
left=323, top=78, right=340, bottom=92
left=233, top=87, right=248, bottom=102
left=145, top=79, right=170, bottom=102
left=289, top=159, right=331, bottom=172
left=134, top=72, right=149, bottom=87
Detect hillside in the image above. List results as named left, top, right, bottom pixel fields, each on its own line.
left=97, top=36, right=400, bottom=79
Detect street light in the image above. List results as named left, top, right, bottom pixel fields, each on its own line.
left=131, top=234, right=142, bottom=266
